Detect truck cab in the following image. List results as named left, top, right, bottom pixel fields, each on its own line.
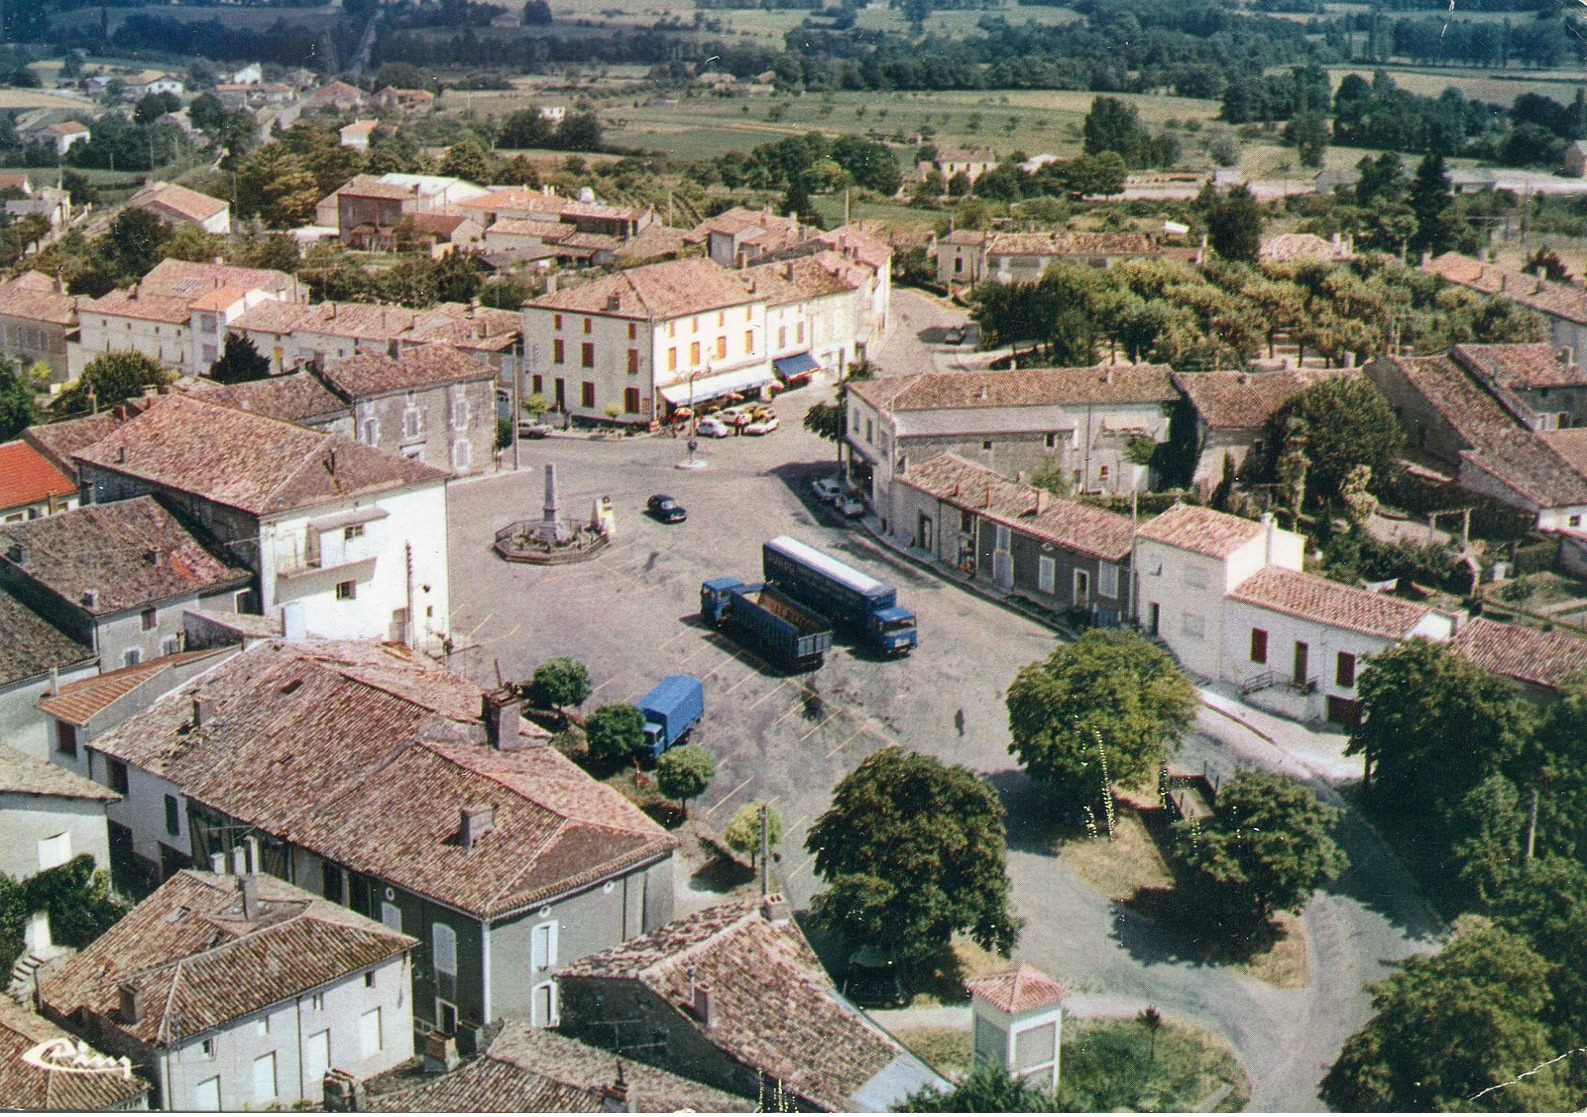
left=870, top=605, right=918, bottom=654
left=700, top=576, right=744, bottom=626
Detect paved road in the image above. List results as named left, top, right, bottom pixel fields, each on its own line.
left=873, top=288, right=981, bottom=377
left=446, top=398, right=1440, bottom=1110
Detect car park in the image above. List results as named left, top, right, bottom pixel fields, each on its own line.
left=811, top=477, right=843, bottom=502
left=647, top=494, right=687, bottom=523
left=695, top=416, right=732, bottom=438
left=744, top=414, right=779, bottom=435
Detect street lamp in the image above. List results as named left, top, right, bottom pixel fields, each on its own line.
left=676, top=366, right=708, bottom=471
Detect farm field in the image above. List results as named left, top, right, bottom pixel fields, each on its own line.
left=1321, top=64, right=1587, bottom=105
left=0, top=89, right=92, bottom=111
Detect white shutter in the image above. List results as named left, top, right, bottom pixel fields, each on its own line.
left=360, top=1008, right=382, bottom=1058
left=304, top=1029, right=330, bottom=1085
left=431, top=922, right=457, bottom=976
left=530, top=921, right=558, bottom=973
left=380, top=902, right=401, bottom=931
left=1098, top=561, right=1120, bottom=599
left=37, top=832, right=70, bottom=871
left=251, top=1052, right=276, bottom=1105
left=192, top=1077, right=220, bottom=1112
left=1037, top=556, right=1055, bottom=595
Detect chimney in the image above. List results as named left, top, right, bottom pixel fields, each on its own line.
left=1343, top=350, right=1356, bottom=369
left=118, top=984, right=143, bottom=1026
left=761, top=894, right=792, bottom=923
left=240, top=872, right=260, bottom=920
left=116, top=445, right=127, bottom=464
left=1562, top=347, right=1575, bottom=366
left=81, top=589, right=98, bottom=609
left=483, top=689, right=521, bottom=749
left=423, top=1030, right=460, bottom=1072
left=783, top=262, right=794, bottom=281
left=144, top=547, right=161, bottom=566
left=47, top=666, right=57, bottom=696
left=210, top=852, right=225, bottom=873
left=192, top=695, right=213, bottom=728
left=459, top=804, right=495, bottom=849
left=6, top=543, right=25, bottom=565
left=129, top=282, right=139, bottom=300
left=601, top=1064, right=633, bottom=1114
left=323, top=1068, right=364, bottom=1113
left=692, top=985, right=711, bottom=1026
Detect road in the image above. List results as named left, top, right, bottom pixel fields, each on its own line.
left=873, top=288, right=983, bottom=377
left=446, top=388, right=1439, bottom=1110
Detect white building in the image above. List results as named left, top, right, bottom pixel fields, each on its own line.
left=231, top=63, right=263, bottom=85
left=0, top=742, right=117, bottom=880
left=41, top=869, right=416, bottom=1112
left=127, top=182, right=232, bottom=236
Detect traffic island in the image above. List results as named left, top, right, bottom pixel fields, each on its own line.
left=494, top=462, right=612, bottom=565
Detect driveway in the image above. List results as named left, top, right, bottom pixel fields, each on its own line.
left=446, top=399, right=1440, bottom=1110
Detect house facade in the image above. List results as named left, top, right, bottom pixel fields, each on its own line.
left=127, top=183, right=231, bottom=236
left=0, top=742, right=117, bottom=880
left=1424, top=253, right=1587, bottom=362
left=934, top=230, right=1163, bottom=286
left=0, top=590, right=96, bottom=761
left=0, top=271, right=79, bottom=381
left=1173, top=368, right=1356, bottom=494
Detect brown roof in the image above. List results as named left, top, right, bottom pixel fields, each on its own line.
left=852, top=364, right=1177, bottom=413
left=560, top=898, right=933, bottom=1111
left=408, top=212, right=471, bottom=238
left=0, top=591, right=94, bottom=687
left=1259, top=233, right=1349, bottom=262
left=817, top=225, right=892, bottom=272
left=336, top=174, right=416, bottom=201
left=1424, top=252, right=1587, bottom=326
left=744, top=252, right=867, bottom=306
left=966, top=962, right=1067, bottom=1015
left=303, top=80, right=367, bottom=108
left=79, top=287, right=191, bottom=325
left=0, top=495, right=251, bottom=615
left=985, top=230, right=1156, bottom=259
left=171, top=371, right=348, bottom=425
left=613, top=223, right=689, bottom=261
left=900, top=453, right=1134, bottom=561
left=36, top=647, right=232, bottom=726
left=1451, top=616, right=1587, bottom=691
left=45, top=122, right=89, bottom=136
left=74, top=395, right=445, bottom=516
left=365, top=1024, right=752, bottom=1113
left=528, top=258, right=757, bottom=320
left=1136, top=502, right=1265, bottom=558
left=0, top=440, right=75, bottom=511
left=23, top=409, right=135, bottom=478
left=319, top=344, right=492, bottom=398
left=138, top=259, right=297, bottom=300
left=87, top=641, right=668, bottom=918
left=686, top=206, right=804, bottom=244
left=42, top=870, right=416, bottom=1046
left=128, top=181, right=228, bottom=223
left=488, top=217, right=574, bottom=242
left=0, top=997, right=148, bottom=1111
left=0, top=742, right=117, bottom=801
left=237, top=300, right=419, bottom=343
left=406, top=306, right=521, bottom=353
left=1451, top=343, right=1587, bottom=391
left=1173, top=368, right=1354, bottom=432
left=0, top=272, right=77, bottom=327
left=1229, top=566, right=1432, bottom=639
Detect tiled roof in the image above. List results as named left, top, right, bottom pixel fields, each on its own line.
left=1451, top=616, right=1587, bottom=691
left=0, top=997, right=149, bottom=1111
left=1136, top=502, right=1265, bottom=558
left=1450, top=342, right=1587, bottom=390
left=128, top=181, right=228, bottom=223
left=365, top=1024, right=753, bottom=1112
left=23, top=410, right=134, bottom=477
left=0, top=272, right=76, bottom=327
left=303, top=80, right=367, bottom=108
left=0, top=495, right=251, bottom=615
left=942, top=229, right=987, bottom=246
left=0, top=440, right=76, bottom=511
left=340, top=120, right=380, bottom=137
left=336, top=174, right=418, bottom=201
left=319, top=344, right=491, bottom=398
left=0, top=742, right=117, bottom=801
left=744, top=252, right=867, bottom=306
left=45, top=122, right=88, bottom=136
left=488, top=218, right=574, bottom=242
left=138, top=259, right=297, bottom=300
left=613, top=223, right=689, bottom=261
left=966, top=962, right=1066, bottom=1015
left=0, top=591, right=94, bottom=687
left=186, top=285, right=250, bottom=314
left=899, top=453, right=1134, bottom=561
left=560, top=898, right=929, bottom=1111
left=985, top=230, right=1156, bottom=258
left=1229, top=566, right=1431, bottom=639
left=171, top=372, right=348, bottom=425
left=1259, top=233, right=1347, bottom=262
left=42, top=870, right=416, bottom=1046
left=408, top=213, right=470, bottom=238
left=851, top=364, right=1177, bottom=413
left=528, top=258, right=758, bottom=320
left=79, top=287, right=191, bottom=324
left=74, top=395, right=445, bottom=516
left=36, top=647, right=232, bottom=726
left=87, top=641, right=666, bottom=918
left=239, top=300, right=419, bottom=343
left=406, top=306, right=520, bottom=352
left=686, top=206, right=803, bottom=243
left=1424, top=252, right=1587, bottom=326
left=1173, top=368, right=1353, bottom=431
left=817, top=225, right=892, bottom=272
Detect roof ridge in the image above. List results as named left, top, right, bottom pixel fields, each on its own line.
left=638, top=905, right=762, bottom=980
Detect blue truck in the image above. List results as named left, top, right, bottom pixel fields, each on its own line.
left=701, top=576, right=834, bottom=671
left=637, top=675, right=704, bottom=762
left=762, top=535, right=917, bottom=655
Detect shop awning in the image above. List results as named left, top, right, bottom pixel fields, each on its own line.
left=773, top=352, right=820, bottom=380
left=657, top=365, right=775, bottom=406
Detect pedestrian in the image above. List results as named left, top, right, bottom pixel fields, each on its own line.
left=954, top=708, right=965, bottom=737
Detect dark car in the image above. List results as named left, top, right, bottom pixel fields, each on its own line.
left=841, top=945, right=905, bottom=1008
left=647, top=494, right=687, bottom=523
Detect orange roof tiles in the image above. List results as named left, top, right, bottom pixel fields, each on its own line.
left=1229, top=566, right=1432, bottom=639
left=966, top=962, right=1067, bottom=1015
left=1451, top=616, right=1587, bottom=691
left=36, top=646, right=229, bottom=726
left=0, top=272, right=76, bottom=327
left=129, top=181, right=228, bottom=223
left=0, top=440, right=75, bottom=511
left=1137, top=503, right=1265, bottom=558
left=528, top=257, right=758, bottom=320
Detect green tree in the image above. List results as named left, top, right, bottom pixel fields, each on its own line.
left=0, top=356, right=37, bottom=441
left=1409, top=153, right=1455, bottom=258
left=1204, top=184, right=1263, bottom=263
left=235, top=144, right=321, bottom=229
left=1493, top=857, right=1587, bottom=1043
left=1449, top=773, right=1525, bottom=910
left=439, top=137, right=492, bottom=184
left=585, top=703, right=646, bottom=761
left=1321, top=918, right=1572, bottom=1112
left=53, top=351, right=170, bottom=416
left=133, top=90, right=181, bottom=125
left=526, top=656, right=592, bottom=717
left=1266, top=378, right=1405, bottom=506
left=656, top=744, right=715, bottom=817
left=724, top=801, right=784, bottom=868
left=1284, top=110, right=1329, bottom=169
left=1276, top=415, right=1309, bottom=528
left=102, top=207, right=171, bottom=283
left=207, top=333, right=271, bottom=384
left=1006, top=630, right=1197, bottom=811
left=1172, top=770, right=1348, bottom=926
left=899, top=1062, right=1053, bottom=1112
left=806, top=749, right=1021, bottom=963
left=1515, top=671, right=1587, bottom=862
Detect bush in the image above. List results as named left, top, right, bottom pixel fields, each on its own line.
left=525, top=656, right=591, bottom=713
left=656, top=744, right=715, bottom=817
left=585, top=703, right=646, bottom=761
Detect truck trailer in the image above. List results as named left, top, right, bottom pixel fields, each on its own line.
left=762, top=535, right=917, bottom=655
left=701, top=576, right=834, bottom=671
left=637, top=675, right=705, bottom=762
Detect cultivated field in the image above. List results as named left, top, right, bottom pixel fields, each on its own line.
left=1321, top=64, right=1587, bottom=106
left=0, top=89, right=92, bottom=110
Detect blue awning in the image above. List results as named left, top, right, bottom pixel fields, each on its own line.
left=774, top=353, right=820, bottom=379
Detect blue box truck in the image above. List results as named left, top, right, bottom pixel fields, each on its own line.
left=701, top=576, right=834, bottom=671
left=637, top=675, right=704, bottom=762
left=762, top=536, right=917, bottom=655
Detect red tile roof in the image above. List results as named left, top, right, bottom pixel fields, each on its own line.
left=0, top=997, right=148, bottom=1111
left=1452, top=616, right=1587, bottom=690
left=0, top=440, right=75, bottom=512
left=1229, top=566, right=1432, bottom=639
left=1173, top=368, right=1355, bottom=432
left=129, top=181, right=228, bottom=223
left=966, top=962, right=1066, bottom=1015
left=851, top=364, right=1177, bottom=413
left=36, top=646, right=232, bottom=726
left=1424, top=252, right=1587, bottom=327
left=319, top=344, right=492, bottom=398
left=171, top=371, right=348, bottom=425
left=1136, top=503, right=1265, bottom=558
left=0, top=272, right=76, bottom=327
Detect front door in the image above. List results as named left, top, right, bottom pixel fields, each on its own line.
left=917, top=514, right=933, bottom=553
left=993, top=551, right=1013, bottom=590
left=1293, top=641, right=1310, bottom=687
left=1326, top=696, right=1362, bottom=727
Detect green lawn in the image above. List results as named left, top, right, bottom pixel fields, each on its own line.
left=1060, top=1016, right=1251, bottom=1112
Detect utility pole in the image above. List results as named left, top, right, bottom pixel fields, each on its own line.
left=758, top=802, right=770, bottom=898
left=1525, top=786, right=1539, bottom=861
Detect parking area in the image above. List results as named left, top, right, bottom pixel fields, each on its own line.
left=446, top=392, right=1060, bottom=901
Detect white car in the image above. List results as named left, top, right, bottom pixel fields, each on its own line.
left=695, top=416, right=732, bottom=438
left=744, top=415, right=780, bottom=435
left=811, top=476, right=843, bottom=502
left=836, top=495, right=865, bottom=518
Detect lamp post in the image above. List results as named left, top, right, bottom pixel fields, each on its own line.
left=676, top=367, right=708, bottom=471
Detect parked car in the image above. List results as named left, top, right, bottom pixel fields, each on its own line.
left=842, top=945, right=905, bottom=1008
left=943, top=325, right=966, bottom=345
left=836, top=495, right=865, bottom=518
left=647, top=494, right=687, bottom=523
left=517, top=419, right=553, bottom=438
left=811, top=476, right=843, bottom=502
left=695, top=416, right=732, bottom=438
left=715, top=406, right=752, bottom=427
left=744, top=414, right=780, bottom=435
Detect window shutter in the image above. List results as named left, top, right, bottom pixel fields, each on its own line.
left=432, top=922, right=457, bottom=976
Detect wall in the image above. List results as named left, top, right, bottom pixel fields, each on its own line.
left=351, top=376, right=495, bottom=477
left=0, top=661, right=97, bottom=760
left=0, top=792, right=110, bottom=878
left=1363, top=357, right=1474, bottom=469
left=0, top=315, right=71, bottom=380
left=77, top=311, right=189, bottom=369
left=1131, top=541, right=1228, bottom=679
left=80, top=748, right=191, bottom=885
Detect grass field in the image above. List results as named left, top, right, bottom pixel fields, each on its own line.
left=0, top=89, right=93, bottom=111
left=1321, top=64, right=1587, bottom=106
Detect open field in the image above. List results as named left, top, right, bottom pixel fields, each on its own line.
left=0, top=89, right=92, bottom=111
left=1322, top=64, right=1587, bottom=105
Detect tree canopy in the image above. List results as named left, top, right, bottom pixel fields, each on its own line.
left=806, top=749, right=1020, bottom=963
left=656, top=744, right=715, bottom=816
left=898, top=1061, right=1054, bottom=1113
left=1264, top=378, right=1405, bottom=506
left=525, top=656, right=592, bottom=714
left=584, top=703, right=646, bottom=761
left=0, top=357, right=36, bottom=442
left=1007, top=629, right=1197, bottom=811
left=53, top=350, right=170, bottom=417
left=724, top=801, right=784, bottom=868
left=208, top=334, right=271, bottom=385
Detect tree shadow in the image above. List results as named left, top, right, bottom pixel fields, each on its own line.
left=1313, top=791, right=1447, bottom=943
left=688, top=851, right=756, bottom=894
left=983, top=767, right=1087, bottom=857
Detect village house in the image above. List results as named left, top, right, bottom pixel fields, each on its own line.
left=23, top=121, right=90, bottom=156
left=302, top=80, right=369, bottom=114
left=1424, top=253, right=1587, bottom=360
left=1, top=172, right=72, bottom=230
left=521, top=257, right=770, bottom=425
left=847, top=363, right=1177, bottom=524
left=743, top=250, right=875, bottom=387
left=0, top=591, right=96, bottom=761
left=0, top=996, right=150, bottom=1111
left=169, top=370, right=352, bottom=434
left=0, top=271, right=79, bottom=381
left=0, top=496, right=253, bottom=672
left=558, top=896, right=945, bottom=1111
left=918, top=147, right=998, bottom=187
left=230, top=63, right=263, bottom=85
left=686, top=206, right=814, bottom=269
left=400, top=305, right=522, bottom=391
left=127, top=183, right=231, bottom=236
left=934, top=229, right=1164, bottom=287
left=0, top=439, right=78, bottom=523
left=320, top=174, right=489, bottom=246
left=456, top=187, right=655, bottom=242
left=124, top=72, right=182, bottom=98
left=338, top=120, right=381, bottom=151
left=1450, top=616, right=1587, bottom=702
left=0, top=741, right=117, bottom=881
left=71, top=394, right=452, bottom=652
left=888, top=454, right=1136, bottom=626
left=373, top=87, right=435, bottom=112
left=42, top=869, right=417, bottom=1112
left=75, top=639, right=677, bottom=1039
